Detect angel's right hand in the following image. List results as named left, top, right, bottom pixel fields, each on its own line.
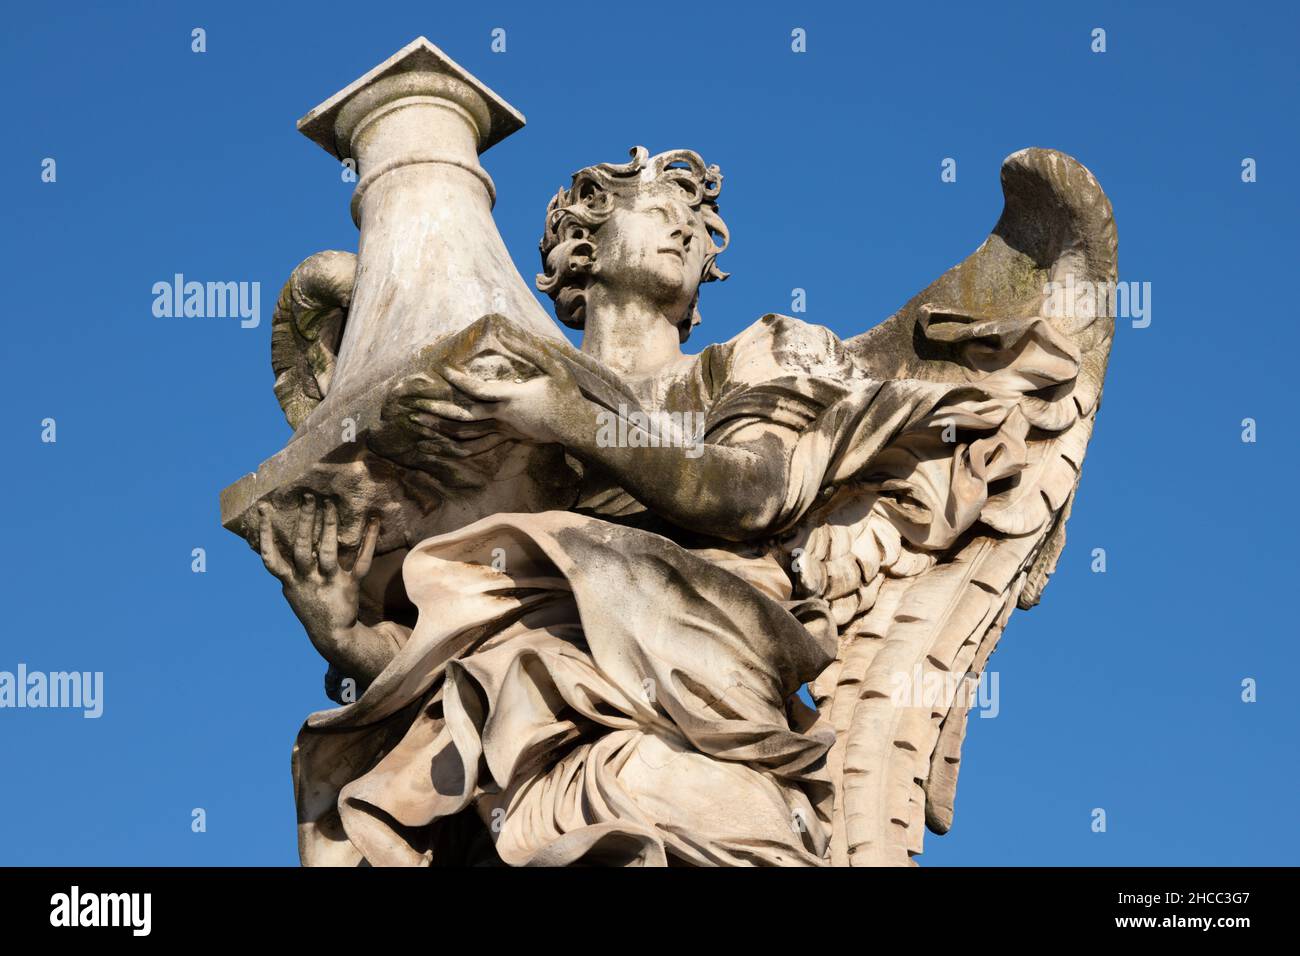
left=387, top=373, right=503, bottom=443
left=257, top=494, right=379, bottom=648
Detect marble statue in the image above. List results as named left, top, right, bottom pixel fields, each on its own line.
left=221, top=38, right=1116, bottom=866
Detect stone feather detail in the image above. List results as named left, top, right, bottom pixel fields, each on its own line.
left=270, top=250, right=356, bottom=430
left=790, top=148, right=1116, bottom=865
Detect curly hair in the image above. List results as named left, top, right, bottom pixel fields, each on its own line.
left=536, top=146, right=730, bottom=342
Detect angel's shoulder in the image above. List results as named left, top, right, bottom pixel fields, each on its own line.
left=704, top=314, right=856, bottom=388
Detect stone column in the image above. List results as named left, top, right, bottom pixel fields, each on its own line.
left=220, top=39, right=573, bottom=563
left=297, top=36, right=561, bottom=426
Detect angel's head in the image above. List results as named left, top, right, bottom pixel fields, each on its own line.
left=536, top=146, right=729, bottom=343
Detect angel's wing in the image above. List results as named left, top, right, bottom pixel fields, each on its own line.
left=270, top=250, right=356, bottom=429
left=787, top=148, right=1116, bottom=866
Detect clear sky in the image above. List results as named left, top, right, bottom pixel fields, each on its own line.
left=2, top=0, right=1296, bottom=866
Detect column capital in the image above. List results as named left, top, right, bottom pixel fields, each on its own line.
left=296, top=36, right=525, bottom=159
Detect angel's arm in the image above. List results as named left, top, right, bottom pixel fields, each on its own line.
left=257, top=495, right=400, bottom=691
left=413, top=367, right=795, bottom=541
left=546, top=400, right=792, bottom=539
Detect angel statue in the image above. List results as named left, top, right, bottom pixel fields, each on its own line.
left=254, top=143, right=1114, bottom=867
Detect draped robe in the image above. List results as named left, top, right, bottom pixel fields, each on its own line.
left=293, top=311, right=1074, bottom=866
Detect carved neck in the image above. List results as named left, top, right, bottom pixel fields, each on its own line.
left=581, top=285, right=686, bottom=379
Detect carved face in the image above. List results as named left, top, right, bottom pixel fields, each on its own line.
left=593, top=188, right=709, bottom=320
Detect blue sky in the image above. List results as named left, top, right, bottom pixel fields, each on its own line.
left=2, top=0, right=1296, bottom=866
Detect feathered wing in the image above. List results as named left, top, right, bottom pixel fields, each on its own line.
left=787, top=148, right=1116, bottom=865
left=270, top=250, right=356, bottom=430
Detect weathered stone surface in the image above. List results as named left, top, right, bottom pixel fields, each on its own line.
left=223, top=39, right=1115, bottom=867
left=221, top=37, right=564, bottom=566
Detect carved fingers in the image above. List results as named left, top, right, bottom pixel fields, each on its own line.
left=412, top=428, right=512, bottom=460
left=318, top=499, right=340, bottom=575
left=391, top=370, right=505, bottom=444
left=405, top=398, right=487, bottom=423
left=393, top=351, right=574, bottom=449
left=403, top=398, right=497, bottom=437
left=257, top=502, right=290, bottom=581
left=439, top=366, right=510, bottom=403
left=293, top=493, right=318, bottom=575
left=352, top=515, right=380, bottom=580
left=256, top=494, right=380, bottom=584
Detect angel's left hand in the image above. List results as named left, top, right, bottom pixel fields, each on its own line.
left=399, top=353, right=582, bottom=448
